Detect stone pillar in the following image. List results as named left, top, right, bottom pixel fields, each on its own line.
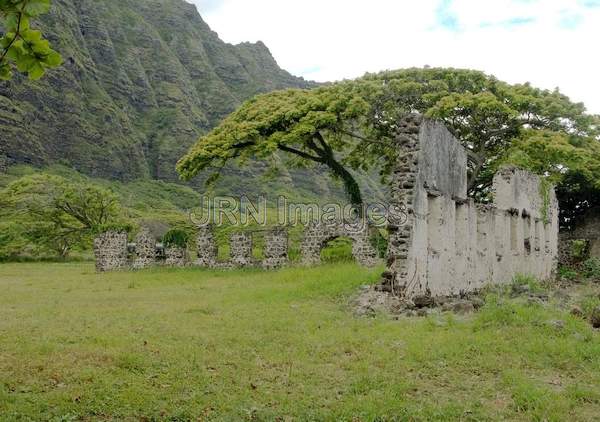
left=230, top=232, right=254, bottom=267
left=133, top=228, right=156, bottom=269
left=262, top=228, right=289, bottom=269
left=380, top=114, right=426, bottom=295
left=195, top=224, right=217, bottom=268
left=300, top=222, right=321, bottom=266
left=166, top=246, right=187, bottom=267
left=93, top=231, right=128, bottom=272
left=348, top=224, right=379, bottom=267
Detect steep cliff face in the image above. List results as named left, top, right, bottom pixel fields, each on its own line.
left=0, top=0, right=311, bottom=181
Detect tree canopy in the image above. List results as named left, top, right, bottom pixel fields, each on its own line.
left=177, top=85, right=371, bottom=205
left=177, top=68, right=600, bottom=222
left=0, top=174, right=122, bottom=257
left=0, top=0, right=62, bottom=80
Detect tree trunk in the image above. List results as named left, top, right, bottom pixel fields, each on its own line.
left=278, top=134, right=365, bottom=214
left=467, top=153, right=486, bottom=193
left=327, top=158, right=364, bottom=215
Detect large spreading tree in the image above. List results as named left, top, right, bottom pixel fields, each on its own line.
left=0, top=0, right=62, bottom=80
left=177, top=68, right=600, bottom=223
left=0, top=174, right=122, bottom=258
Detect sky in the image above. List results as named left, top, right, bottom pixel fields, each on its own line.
left=187, top=0, right=600, bottom=114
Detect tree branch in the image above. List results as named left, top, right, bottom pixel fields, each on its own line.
left=0, top=1, right=28, bottom=65
left=277, top=144, right=324, bottom=162
left=337, top=129, right=389, bottom=146
left=232, top=141, right=256, bottom=149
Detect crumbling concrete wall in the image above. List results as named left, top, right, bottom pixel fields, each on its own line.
left=132, top=228, right=156, bottom=269
left=93, top=231, right=129, bottom=272
left=381, top=115, right=559, bottom=298
left=263, top=229, right=289, bottom=269
left=301, top=221, right=378, bottom=267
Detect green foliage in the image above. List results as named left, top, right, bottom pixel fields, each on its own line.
left=582, top=257, right=600, bottom=281
left=579, top=294, right=600, bottom=322
left=505, top=130, right=600, bottom=226
left=177, top=85, right=370, bottom=205
left=558, top=266, right=579, bottom=281
left=179, top=68, right=599, bottom=217
left=571, top=239, right=589, bottom=261
left=511, top=274, right=546, bottom=294
left=0, top=173, right=123, bottom=257
left=539, top=178, right=552, bottom=224
left=97, top=222, right=134, bottom=235
left=162, top=228, right=190, bottom=249
left=0, top=221, right=28, bottom=260
left=0, top=0, right=62, bottom=80
left=370, top=229, right=388, bottom=259
left=320, top=237, right=354, bottom=263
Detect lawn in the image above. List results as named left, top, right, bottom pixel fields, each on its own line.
left=1, top=263, right=599, bottom=421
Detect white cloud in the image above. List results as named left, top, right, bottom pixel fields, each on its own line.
left=187, top=0, right=600, bottom=114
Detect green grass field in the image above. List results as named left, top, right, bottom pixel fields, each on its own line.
left=1, top=263, right=600, bottom=421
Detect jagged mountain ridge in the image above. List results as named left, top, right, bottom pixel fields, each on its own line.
left=0, top=0, right=312, bottom=181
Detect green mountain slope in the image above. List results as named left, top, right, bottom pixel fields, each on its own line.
left=0, top=0, right=312, bottom=181
left=0, top=0, right=386, bottom=204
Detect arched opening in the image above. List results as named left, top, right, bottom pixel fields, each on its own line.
left=320, top=236, right=354, bottom=263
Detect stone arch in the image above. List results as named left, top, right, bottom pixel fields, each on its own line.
left=300, top=221, right=378, bottom=267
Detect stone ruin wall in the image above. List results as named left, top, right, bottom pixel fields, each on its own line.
left=132, top=228, right=156, bottom=270
left=95, top=226, right=293, bottom=272
left=165, top=246, right=187, bottom=267
left=95, top=221, right=380, bottom=272
left=229, top=232, right=255, bottom=268
left=558, top=207, right=600, bottom=265
left=300, top=221, right=378, bottom=267
left=196, top=224, right=218, bottom=268
left=93, top=231, right=129, bottom=272
left=263, top=229, right=289, bottom=270
left=381, top=115, right=559, bottom=299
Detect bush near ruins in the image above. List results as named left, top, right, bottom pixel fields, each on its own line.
left=582, top=258, right=600, bottom=281
left=162, top=228, right=191, bottom=249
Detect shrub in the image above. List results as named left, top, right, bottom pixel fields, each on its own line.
left=582, top=257, right=600, bottom=281
left=370, top=229, right=388, bottom=258
left=580, top=295, right=600, bottom=318
left=97, top=222, right=134, bottom=235
left=321, top=237, right=354, bottom=263
left=162, top=229, right=190, bottom=249
left=511, top=274, right=545, bottom=294
left=558, top=266, right=579, bottom=281
left=570, top=239, right=589, bottom=261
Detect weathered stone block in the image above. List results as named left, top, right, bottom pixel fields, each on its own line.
left=262, top=228, right=289, bottom=269
left=230, top=232, right=254, bottom=267
left=133, top=228, right=156, bottom=270
left=93, top=231, right=128, bottom=272
left=165, top=246, right=187, bottom=267
left=196, top=224, right=217, bottom=268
